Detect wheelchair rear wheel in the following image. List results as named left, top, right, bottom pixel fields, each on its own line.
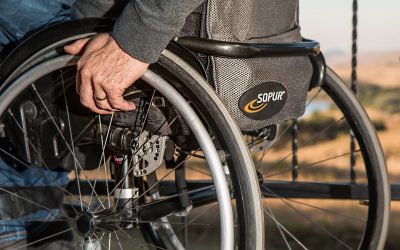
left=0, top=19, right=263, bottom=250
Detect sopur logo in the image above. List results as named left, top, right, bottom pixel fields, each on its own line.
left=239, top=82, right=288, bottom=120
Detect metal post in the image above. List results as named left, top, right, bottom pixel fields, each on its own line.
left=350, top=0, right=358, bottom=183
left=291, top=119, right=299, bottom=182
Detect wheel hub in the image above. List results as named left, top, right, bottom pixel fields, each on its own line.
left=75, top=212, right=95, bottom=237
left=74, top=209, right=138, bottom=237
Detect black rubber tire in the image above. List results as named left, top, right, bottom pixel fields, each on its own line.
left=323, top=68, right=390, bottom=250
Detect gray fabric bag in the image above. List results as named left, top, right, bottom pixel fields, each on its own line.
left=205, top=0, right=313, bottom=131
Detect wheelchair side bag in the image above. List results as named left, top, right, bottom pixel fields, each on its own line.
left=205, top=0, right=313, bottom=131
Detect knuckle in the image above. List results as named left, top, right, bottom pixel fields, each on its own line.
left=109, top=102, right=122, bottom=110
left=80, top=68, right=91, bottom=79
left=102, top=85, right=115, bottom=92
left=76, top=60, right=83, bottom=69
left=96, top=102, right=107, bottom=109
left=93, top=75, right=105, bottom=85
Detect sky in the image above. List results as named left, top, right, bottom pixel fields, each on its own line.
left=300, top=0, right=400, bottom=55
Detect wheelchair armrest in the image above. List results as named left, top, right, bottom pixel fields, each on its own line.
left=175, top=36, right=320, bottom=58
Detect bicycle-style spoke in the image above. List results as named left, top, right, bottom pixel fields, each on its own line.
left=0, top=217, right=68, bottom=223
left=176, top=203, right=218, bottom=233
left=60, top=70, right=84, bottom=211
left=265, top=204, right=292, bottom=250
left=13, top=228, right=73, bottom=250
left=70, top=238, right=84, bottom=249
left=264, top=149, right=361, bottom=178
left=108, top=232, right=112, bottom=250
left=0, top=147, right=80, bottom=217
left=0, top=148, right=76, bottom=218
left=115, top=228, right=131, bottom=240
left=193, top=204, right=219, bottom=247
left=98, top=116, right=112, bottom=209
left=186, top=165, right=212, bottom=177
left=110, top=185, right=217, bottom=222
left=114, top=231, right=125, bottom=250
left=93, top=232, right=108, bottom=250
left=262, top=187, right=366, bottom=222
left=87, top=113, right=114, bottom=211
left=262, top=116, right=345, bottom=174
left=263, top=207, right=308, bottom=250
left=3, top=112, right=86, bottom=211
left=31, top=84, right=106, bottom=210
left=116, top=229, right=168, bottom=250
left=87, top=237, right=97, bottom=250
left=262, top=185, right=354, bottom=250
left=0, top=187, right=61, bottom=216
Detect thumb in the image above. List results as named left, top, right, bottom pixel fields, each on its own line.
left=64, top=38, right=91, bottom=55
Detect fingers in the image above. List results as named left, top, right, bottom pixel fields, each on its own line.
left=77, top=64, right=129, bottom=113
left=71, top=33, right=141, bottom=115
left=78, top=69, right=112, bottom=115
left=92, top=84, right=119, bottom=112
left=64, top=38, right=91, bottom=55
left=107, top=90, right=136, bottom=111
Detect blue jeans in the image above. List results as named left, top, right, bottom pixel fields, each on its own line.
left=0, top=0, right=75, bottom=46
left=0, top=154, right=70, bottom=244
left=0, top=0, right=75, bottom=245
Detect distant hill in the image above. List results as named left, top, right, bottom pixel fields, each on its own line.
left=325, top=50, right=400, bottom=88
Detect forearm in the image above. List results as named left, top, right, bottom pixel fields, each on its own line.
left=72, top=0, right=129, bottom=19
left=113, top=0, right=204, bottom=63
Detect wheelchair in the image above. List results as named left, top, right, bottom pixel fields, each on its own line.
left=0, top=18, right=389, bottom=249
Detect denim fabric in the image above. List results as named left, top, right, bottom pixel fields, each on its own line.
left=0, top=0, right=75, bottom=46
left=0, top=154, right=69, bottom=245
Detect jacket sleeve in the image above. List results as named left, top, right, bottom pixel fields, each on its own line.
left=113, top=0, right=204, bottom=63
left=72, top=0, right=130, bottom=19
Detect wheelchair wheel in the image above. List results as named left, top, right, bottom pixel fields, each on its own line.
left=0, top=19, right=263, bottom=249
left=248, top=67, right=390, bottom=249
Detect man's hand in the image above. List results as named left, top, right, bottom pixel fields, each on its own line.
left=64, top=33, right=149, bottom=114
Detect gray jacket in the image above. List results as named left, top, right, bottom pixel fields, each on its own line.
left=73, top=0, right=204, bottom=63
